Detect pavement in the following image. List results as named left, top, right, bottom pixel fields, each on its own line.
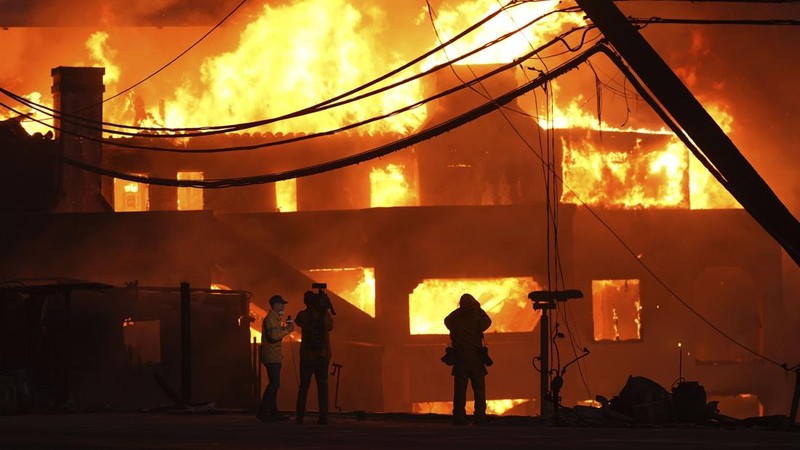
left=0, top=411, right=798, bottom=449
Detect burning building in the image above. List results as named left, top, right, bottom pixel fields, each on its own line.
left=1, top=0, right=798, bottom=420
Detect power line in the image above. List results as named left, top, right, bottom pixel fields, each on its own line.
left=101, top=0, right=249, bottom=106
left=628, top=17, right=800, bottom=26
left=2, top=0, right=528, bottom=137
left=58, top=43, right=604, bottom=188
left=1, top=25, right=593, bottom=154
left=0, top=4, right=561, bottom=141
left=613, top=0, right=800, bottom=3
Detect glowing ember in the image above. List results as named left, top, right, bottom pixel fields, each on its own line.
left=370, top=163, right=419, bottom=208
left=304, top=267, right=376, bottom=317
left=409, top=278, right=541, bottom=335
left=592, top=279, right=641, bottom=342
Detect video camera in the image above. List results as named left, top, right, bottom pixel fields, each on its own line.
left=311, top=282, right=336, bottom=316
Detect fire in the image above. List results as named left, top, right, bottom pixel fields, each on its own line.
left=413, top=398, right=528, bottom=415
left=409, top=278, right=541, bottom=335
left=86, top=31, right=120, bottom=87
left=689, top=102, right=741, bottom=209
left=592, top=279, right=641, bottom=342
left=304, top=267, right=376, bottom=317
left=558, top=103, right=742, bottom=210
left=1, top=92, right=54, bottom=136
left=370, top=163, right=419, bottom=207
left=113, top=176, right=149, bottom=211
left=560, top=132, right=689, bottom=209
left=147, top=0, right=426, bottom=135
left=275, top=179, right=298, bottom=212
left=423, top=0, right=585, bottom=67
left=177, top=171, right=204, bottom=210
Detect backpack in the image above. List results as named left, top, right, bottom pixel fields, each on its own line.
left=304, top=313, right=326, bottom=352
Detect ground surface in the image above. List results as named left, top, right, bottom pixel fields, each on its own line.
left=0, top=411, right=798, bottom=449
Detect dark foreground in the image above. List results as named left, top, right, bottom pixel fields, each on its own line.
left=0, top=411, right=797, bottom=450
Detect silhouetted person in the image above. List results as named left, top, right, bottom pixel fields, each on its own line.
left=257, top=294, right=294, bottom=421
left=444, top=293, right=492, bottom=425
left=294, top=290, right=334, bottom=425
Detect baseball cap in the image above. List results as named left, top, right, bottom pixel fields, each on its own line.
left=269, top=295, right=288, bottom=306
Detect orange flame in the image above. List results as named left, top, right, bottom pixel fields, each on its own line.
left=148, top=0, right=426, bottom=135
left=561, top=133, right=689, bottom=209
left=276, top=179, right=298, bottom=212
left=423, top=0, right=585, bottom=67
left=592, top=279, right=641, bottom=342
left=370, top=163, right=419, bottom=208
left=409, top=277, right=541, bottom=335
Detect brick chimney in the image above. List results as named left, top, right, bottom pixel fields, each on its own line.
left=51, top=66, right=111, bottom=212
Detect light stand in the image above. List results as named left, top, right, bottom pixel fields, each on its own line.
left=529, top=289, right=583, bottom=421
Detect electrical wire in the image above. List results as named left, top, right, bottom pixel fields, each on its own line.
left=0, top=6, right=550, bottom=142
left=491, top=0, right=594, bottom=397
left=101, top=0, right=249, bottom=106
left=55, top=45, right=606, bottom=189
left=1, top=0, right=528, bottom=137
left=0, top=26, right=594, bottom=154
left=627, top=17, right=800, bottom=26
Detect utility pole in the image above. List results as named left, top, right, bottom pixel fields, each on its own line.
left=529, top=289, right=583, bottom=420
left=575, top=0, right=800, bottom=267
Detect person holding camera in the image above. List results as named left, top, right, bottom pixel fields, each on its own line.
left=444, top=293, right=492, bottom=425
left=294, top=289, right=334, bottom=425
left=257, top=294, right=294, bottom=422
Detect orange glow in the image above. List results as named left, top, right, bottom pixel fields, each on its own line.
left=413, top=399, right=529, bottom=415
left=370, top=163, right=419, bottom=208
left=409, top=278, right=542, bottom=335
left=275, top=179, right=297, bottom=212
left=113, top=176, right=149, bottom=212
left=249, top=302, right=268, bottom=343
left=423, top=0, right=585, bottom=67
left=689, top=103, right=741, bottom=209
left=147, top=0, right=426, bottom=135
left=592, top=279, right=641, bottom=342
left=1, top=92, right=54, bottom=136
left=304, top=267, right=376, bottom=317
left=86, top=31, right=120, bottom=87
left=576, top=399, right=602, bottom=408
left=561, top=133, right=689, bottom=209
left=177, top=171, right=204, bottom=210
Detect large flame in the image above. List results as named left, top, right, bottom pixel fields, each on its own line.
left=146, top=0, right=426, bottom=135
left=561, top=133, right=689, bottom=209
left=370, top=163, right=419, bottom=207
left=422, top=0, right=585, bottom=67
left=409, top=277, right=541, bottom=335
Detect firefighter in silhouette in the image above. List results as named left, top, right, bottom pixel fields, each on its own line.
left=294, top=290, right=334, bottom=425
left=257, top=294, right=294, bottom=421
left=444, top=293, right=492, bottom=425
